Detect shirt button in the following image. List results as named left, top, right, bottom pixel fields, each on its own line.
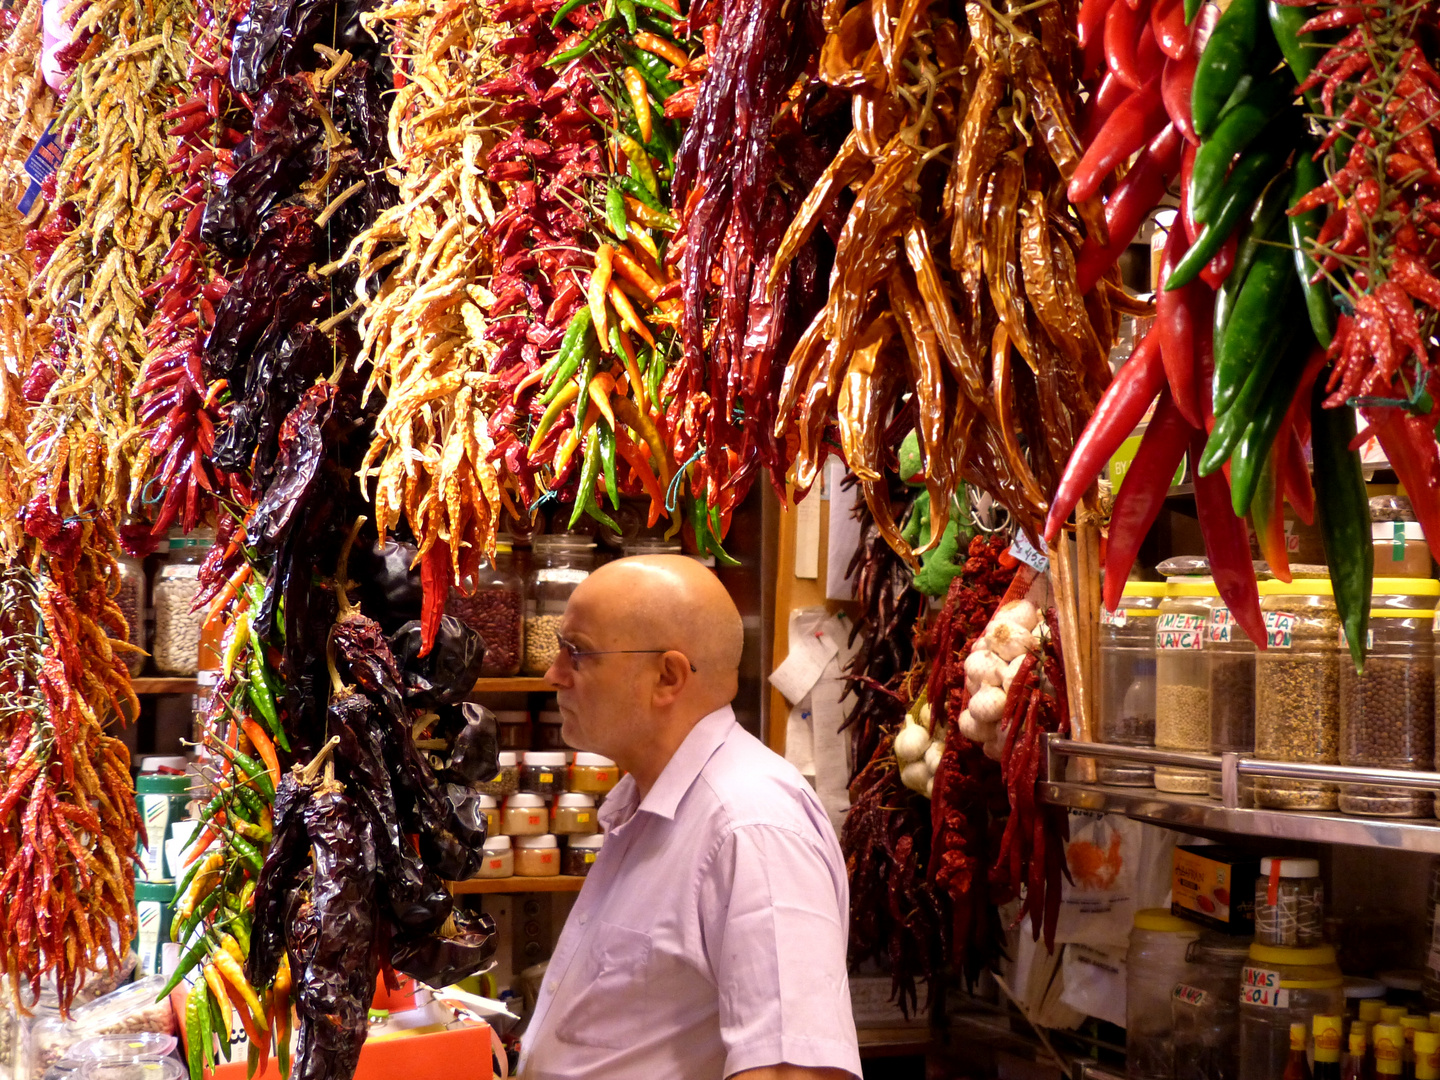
left=578, top=914, right=589, bottom=926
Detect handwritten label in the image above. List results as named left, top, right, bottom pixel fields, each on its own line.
left=1156, top=612, right=1205, bottom=651
left=1008, top=532, right=1049, bottom=573
left=1208, top=608, right=1234, bottom=644
left=1264, top=611, right=1296, bottom=649
left=1239, top=967, right=1289, bottom=1009
left=1100, top=608, right=1127, bottom=628
left=1338, top=625, right=1374, bottom=651
left=1284, top=519, right=1300, bottom=555
left=1172, top=984, right=1210, bottom=1008
left=17, top=122, right=60, bottom=215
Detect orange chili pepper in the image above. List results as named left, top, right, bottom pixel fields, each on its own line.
left=203, top=563, right=253, bottom=634
left=589, top=373, right=617, bottom=430
left=622, top=67, right=653, bottom=142
left=613, top=425, right=667, bottom=526
left=240, top=718, right=281, bottom=792
left=613, top=327, right=648, bottom=413
left=589, top=246, right=614, bottom=351
left=204, top=963, right=233, bottom=1038
left=622, top=195, right=673, bottom=231
left=611, top=246, right=663, bottom=301
left=634, top=30, right=687, bottom=68
left=609, top=284, right=657, bottom=348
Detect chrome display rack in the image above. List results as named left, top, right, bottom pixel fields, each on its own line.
left=1042, top=735, right=1440, bottom=854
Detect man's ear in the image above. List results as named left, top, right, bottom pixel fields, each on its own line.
left=651, top=650, right=690, bottom=707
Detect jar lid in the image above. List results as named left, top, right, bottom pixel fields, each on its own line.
left=477, top=795, right=497, bottom=809
left=1259, top=856, right=1320, bottom=878
left=1120, top=582, right=1167, bottom=599
left=534, top=534, right=596, bottom=550
left=555, top=794, right=594, bottom=809
left=1371, top=495, right=1417, bottom=522
left=569, top=834, right=604, bottom=850
left=1381, top=970, right=1425, bottom=993
left=495, top=542, right=513, bottom=554
left=524, top=751, right=567, bottom=766
left=1372, top=577, right=1440, bottom=597
left=1261, top=578, right=1335, bottom=596
left=1157, top=556, right=1209, bottom=577
left=1345, top=977, right=1387, bottom=1000
left=135, top=774, right=191, bottom=795
left=515, top=834, right=558, bottom=849
left=1166, top=578, right=1217, bottom=597
left=507, top=794, right=546, bottom=808
left=493, top=711, right=529, bottom=723
left=1133, top=908, right=1198, bottom=932
left=1248, top=942, right=1339, bottom=968
left=483, top=836, right=512, bottom=852
left=574, top=752, right=616, bottom=767
left=133, top=880, right=175, bottom=902
left=1190, top=933, right=1252, bottom=962
left=496, top=752, right=519, bottom=767
left=538, top=711, right=563, bottom=725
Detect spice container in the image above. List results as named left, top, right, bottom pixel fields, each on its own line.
left=134, top=774, right=189, bottom=882
left=115, top=555, right=146, bottom=677
left=1254, top=574, right=1342, bottom=810
left=132, top=882, right=173, bottom=979
left=1154, top=564, right=1215, bottom=794
left=1254, top=857, right=1324, bottom=948
left=475, top=795, right=499, bottom=837
left=1127, top=909, right=1201, bottom=1080
left=474, top=836, right=513, bottom=879
left=1097, top=581, right=1164, bottom=786
left=501, top=794, right=548, bottom=837
left=475, top=751, right=520, bottom=797
left=552, top=794, right=597, bottom=836
left=1372, top=496, right=1433, bottom=578
left=570, top=753, right=619, bottom=795
left=514, top=835, right=560, bottom=877
left=1173, top=933, right=1251, bottom=1080
left=494, top=712, right=531, bottom=752
left=524, top=534, right=595, bottom=674
left=149, top=531, right=213, bottom=676
left=447, top=542, right=524, bottom=677
left=1238, top=944, right=1345, bottom=1080
left=1338, top=578, right=1438, bottom=817
left=564, top=835, right=603, bottom=877
left=80, top=1061, right=186, bottom=1080
left=536, top=710, right=567, bottom=751
left=1207, top=590, right=1259, bottom=800
left=67, top=1034, right=177, bottom=1063
left=521, top=751, right=566, bottom=796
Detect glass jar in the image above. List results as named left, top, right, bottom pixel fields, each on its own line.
left=1254, top=576, right=1342, bottom=810
left=524, top=534, right=595, bottom=675
left=150, top=531, right=213, bottom=676
left=514, top=835, right=560, bottom=877
left=1238, top=943, right=1345, bottom=1080
left=115, top=556, right=146, bottom=677
left=536, top=710, right=567, bottom=751
left=1338, top=578, right=1438, bottom=817
left=1173, top=933, right=1252, bottom=1080
left=521, top=751, right=566, bottom=796
left=1372, top=496, right=1433, bottom=578
left=552, top=794, right=597, bottom=836
left=494, top=712, right=532, bottom=752
left=1254, top=857, right=1324, bottom=948
left=475, top=836, right=513, bottom=879
left=1098, top=582, right=1165, bottom=786
left=448, top=542, right=525, bottom=677
left=1207, top=593, right=1258, bottom=800
left=621, top=537, right=683, bottom=558
left=501, top=794, right=548, bottom=837
left=1127, top=908, right=1201, bottom=1080
left=1154, top=569, right=1216, bottom=794
left=475, top=751, right=520, bottom=797
left=570, top=753, right=619, bottom=795
left=563, top=834, right=603, bottom=877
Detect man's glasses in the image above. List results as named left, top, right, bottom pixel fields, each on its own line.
left=555, top=635, right=697, bottom=673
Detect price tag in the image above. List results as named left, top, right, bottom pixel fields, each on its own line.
left=1008, top=532, right=1049, bottom=573
left=1208, top=608, right=1234, bottom=644
left=1264, top=611, right=1296, bottom=649
left=1100, top=608, right=1128, bottom=628
left=17, top=121, right=61, bottom=215
left=1156, top=612, right=1205, bottom=650
left=1172, top=984, right=1210, bottom=1008
left=1239, top=967, right=1289, bottom=1009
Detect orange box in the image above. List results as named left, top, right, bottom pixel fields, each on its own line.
left=171, top=989, right=493, bottom=1080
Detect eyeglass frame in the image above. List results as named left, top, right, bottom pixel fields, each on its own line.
left=554, top=634, right=697, bottom=673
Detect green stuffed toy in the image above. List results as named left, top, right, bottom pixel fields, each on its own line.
left=897, top=432, right=970, bottom=596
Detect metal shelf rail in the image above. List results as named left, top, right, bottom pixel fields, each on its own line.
left=1043, top=735, right=1440, bottom=853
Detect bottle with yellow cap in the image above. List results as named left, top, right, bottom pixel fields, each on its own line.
left=1414, top=1030, right=1440, bottom=1080
left=1401, top=1017, right=1428, bottom=1077
left=1384, top=1009, right=1409, bottom=1027
left=1346, top=1024, right=1372, bottom=1080
left=1376, top=1024, right=1407, bottom=1078
left=1286, top=1022, right=1315, bottom=1080
left=1314, top=1016, right=1343, bottom=1080
left=1359, top=1001, right=1385, bottom=1025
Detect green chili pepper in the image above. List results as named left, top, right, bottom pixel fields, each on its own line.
left=162, top=937, right=213, bottom=1002
left=1203, top=343, right=1291, bottom=477
left=573, top=340, right=601, bottom=431
left=596, top=420, right=620, bottom=509
left=583, top=488, right=622, bottom=533
left=1191, top=0, right=1265, bottom=137
left=538, top=306, right=593, bottom=387
left=611, top=173, right=676, bottom=227
left=1190, top=76, right=1294, bottom=223
left=246, top=628, right=286, bottom=750
left=224, top=908, right=253, bottom=955
left=614, top=132, right=659, bottom=197
left=620, top=44, right=677, bottom=102
left=1166, top=140, right=1290, bottom=290
left=172, top=881, right=226, bottom=948
left=208, top=988, right=230, bottom=1061
left=635, top=9, right=677, bottom=33
left=605, top=185, right=629, bottom=237
left=706, top=503, right=741, bottom=566
left=569, top=432, right=605, bottom=529
left=209, top=740, right=275, bottom=801
left=546, top=16, right=619, bottom=65
left=541, top=319, right=596, bottom=407
left=186, top=984, right=208, bottom=1080
left=1227, top=333, right=1311, bottom=514
left=1267, top=0, right=1326, bottom=114
left=1289, top=150, right=1336, bottom=348
left=549, top=0, right=588, bottom=27
left=171, top=851, right=208, bottom=913
left=1311, top=383, right=1372, bottom=672
left=1184, top=0, right=1201, bottom=24
left=617, top=0, right=638, bottom=33
left=228, top=780, right=267, bottom=821
left=224, top=831, right=265, bottom=876
left=1215, top=170, right=1291, bottom=336
left=1212, top=231, right=1300, bottom=419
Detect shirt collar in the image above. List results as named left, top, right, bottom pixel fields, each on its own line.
left=598, top=705, right=737, bottom=830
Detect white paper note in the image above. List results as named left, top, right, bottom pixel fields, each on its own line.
left=794, top=491, right=821, bottom=579
left=768, top=607, right=838, bottom=704
left=825, top=461, right=862, bottom=600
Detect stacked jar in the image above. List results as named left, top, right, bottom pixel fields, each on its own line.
left=1127, top=909, right=1201, bottom=1080
left=1154, top=561, right=1214, bottom=794
left=1339, top=578, right=1438, bottom=817
left=150, top=531, right=213, bottom=676
left=1173, top=933, right=1252, bottom=1080
left=447, top=540, right=525, bottom=677
left=486, top=749, right=621, bottom=878
left=1237, top=943, right=1344, bottom=1080
left=524, top=534, right=595, bottom=675
left=1097, top=581, right=1164, bottom=786
left=1254, top=572, right=1342, bottom=810
left=1207, top=585, right=1259, bottom=800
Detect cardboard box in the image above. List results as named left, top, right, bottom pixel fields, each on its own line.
left=1172, top=845, right=1259, bottom=934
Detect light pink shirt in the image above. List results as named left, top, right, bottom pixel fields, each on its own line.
left=517, top=705, right=861, bottom=1080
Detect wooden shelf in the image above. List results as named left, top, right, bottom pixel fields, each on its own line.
left=471, top=677, right=553, bottom=693
left=132, top=678, right=199, bottom=695
left=447, top=875, right=586, bottom=894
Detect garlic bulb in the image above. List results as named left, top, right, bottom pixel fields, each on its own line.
left=995, top=598, right=1040, bottom=632
left=1000, top=655, right=1026, bottom=692
left=893, top=722, right=931, bottom=765
left=924, top=740, right=944, bottom=774
left=901, top=760, right=930, bottom=794
left=965, top=648, right=1006, bottom=688
left=969, top=684, right=1007, bottom=725
left=986, top=619, right=1037, bottom=662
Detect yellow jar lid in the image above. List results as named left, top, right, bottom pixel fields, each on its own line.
left=1373, top=577, right=1440, bottom=596
left=1167, top=579, right=1219, bottom=597
left=1121, top=582, right=1167, bottom=599
left=1262, top=579, right=1335, bottom=596
left=1249, top=942, right=1339, bottom=968
left=1134, top=908, right=1198, bottom=932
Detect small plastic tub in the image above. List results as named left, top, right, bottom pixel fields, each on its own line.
left=569, top=752, right=619, bottom=795
left=501, top=794, right=548, bottom=837
left=563, top=835, right=603, bottom=877
left=474, top=836, right=513, bottom=879
left=475, top=752, right=520, bottom=798
left=552, top=794, right=598, bottom=836
left=67, top=1035, right=178, bottom=1063
left=521, top=752, right=567, bottom=797
left=80, top=1062, right=187, bottom=1080
left=514, top=835, right=560, bottom=877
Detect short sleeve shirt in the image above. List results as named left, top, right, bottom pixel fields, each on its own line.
left=516, top=706, right=861, bottom=1080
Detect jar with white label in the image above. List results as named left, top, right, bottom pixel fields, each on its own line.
left=1098, top=582, right=1165, bottom=786
left=552, top=794, right=597, bottom=835
left=1154, top=565, right=1216, bottom=794
left=1254, top=574, right=1341, bottom=810
left=501, top=794, right=548, bottom=837
left=514, top=835, right=560, bottom=877
left=474, top=836, right=513, bottom=879
left=1173, top=933, right=1251, bottom=1080
left=1237, top=943, right=1344, bottom=1080
left=1254, top=857, right=1324, bottom=948
left=521, top=751, right=567, bottom=796
left=1127, top=908, right=1202, bottom=1080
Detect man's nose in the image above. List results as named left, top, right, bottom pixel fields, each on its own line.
left=544, top=658, right=571, bottom=688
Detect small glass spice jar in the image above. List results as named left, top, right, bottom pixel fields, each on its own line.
left=494, top=712, right=532, bottom=752
left=570, top=753, right=619, bottom=795
left=521, top=751, right=567, bottom=796
left=564, top=834, right=603, bottom=877
left=1154, top=561, right=1215, bottom=794
left=524, top=534, right=595, bottom=675
left=475, top=751, right=520, bottom=797
left=447, top=541, right=525, bottom=677
left=1254, top=857, right=1324, bottom=948
left=536, top=711, right=567, bottom=751
left=552, top=794, right=597, bottom=836
left=514, top=834, right=560, bottom=877
left=1254, top=572, right=1342, bottom=810
left=150, top=530, right=214, bottom=676
left=1339, top=578, right=1438, bottom=817
left=501, top=794, right=549, bottom=837
left=1097, top=581, right=1165, bottom=786
left=475, top=836, right=513, bottom=879
left=1372, top=496, right=1434, bottom=578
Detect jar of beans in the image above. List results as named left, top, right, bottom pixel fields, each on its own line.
left=1338, top=578, right=1438, bottom=817
left=524, top=535, right=595, bottom=675
left=1371, top=496, right=1433, bottom=578
left=115, top=555, right=147, bottom=677
left=1254, top=573, right=1341, bottom=810
left=1097, top=581, right=1165, bottom=787
left=1207, top=591, right=1259, bottom=801
left=1153, top=561, right=1215, bottom=795
left=448, top=541, right=525, bottom=677
left=150, top=531, right=213, bottom=676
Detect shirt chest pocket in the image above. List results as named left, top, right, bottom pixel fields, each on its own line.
left=559, top=922, right=654, bottom=1049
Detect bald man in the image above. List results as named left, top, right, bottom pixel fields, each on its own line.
left=516, top=555, right=861, bottom=1080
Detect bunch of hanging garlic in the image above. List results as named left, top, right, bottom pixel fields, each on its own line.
left=959, top=599, right=1047, bottom=760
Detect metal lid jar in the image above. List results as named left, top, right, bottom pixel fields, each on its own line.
left=1254, top=573, right=1342, bottom=810
left=1238, top=943, right=1345, bottom=1080
left=1339, top=577, right=1438, bottom=817
left=523, top=534, right=595, bottom=675
left=1173, top=933, right=1252, bottom=1080
left=447, top=541, right=525, bottom=677
left=1097, top=581, right=1165, bottom=786
left=1371, top=496, right=1433, bottom=578
left=1154, top=560, right=1216, bottom=794
left=1127, top=909, right=1202, bottom=1080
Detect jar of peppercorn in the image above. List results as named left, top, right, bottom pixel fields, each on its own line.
left=1097, top=581, right=1165, bottom=787
left=524, top=535, right=595, bottom=675
left=447, top=540, right=525, bottom=677
left=1338, top=578, right=1438, bottom=818
left=1153, top=560, right=1215, bottom=795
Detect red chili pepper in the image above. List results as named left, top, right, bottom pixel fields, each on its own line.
left=1101, top=386, right=1194, bottom=610
left=1190, top=424, right=1267, bottom=647
left=1045, top=325, right=1166, bottom=543
left=1150, top=0, right=1189, bottom=59
left=418, top=541, right=452, bottom=658
left=1199, top=232, right=1237, bottom=290
left=167, top=112, right=210, bottom=138
left=1161, top=49, right=1199, bottom=143
left=613, top=425, right=667, bottom=527
left=1080, top=71, right=1132, bottom=147
left=1362, top=406, right=1440, bottom=567
left=1157, top=224, right=1206, bottom=427
left=1075, top=124, right=1183, bottom=293
left=1070, top=84, right=1167, bottom=204
left=1105, top=0, right=1152, bottom=89
left=162, top=97, right=208, bottom=121
left=1078, top=0, right=1118, bottom=77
